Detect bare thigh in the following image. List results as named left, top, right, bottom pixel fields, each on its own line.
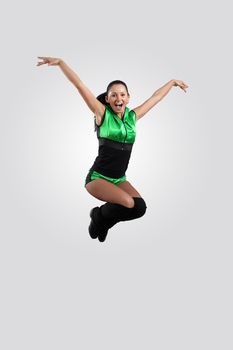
left=85, top=179, right=135, bottom=208
left=117, top=180, right=142, bottom=198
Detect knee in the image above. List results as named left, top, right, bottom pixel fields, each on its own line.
left=124, top=197, right=135, bottom=208
left=132, top=197, right=147, bottom=218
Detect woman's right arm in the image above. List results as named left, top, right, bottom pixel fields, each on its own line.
left=37, top=57, right=105, bottom=117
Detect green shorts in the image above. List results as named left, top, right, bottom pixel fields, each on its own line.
left=84, top=169, right=126, bottom=187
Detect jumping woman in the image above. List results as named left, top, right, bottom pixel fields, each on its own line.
left=37, top=56, right=188, bottom=242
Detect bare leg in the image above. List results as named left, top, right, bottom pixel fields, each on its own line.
left=117, top=180, right=142, bottom=198
left=86, top=179, right=147, bottom=241
left=85, top=178, right=135, bottom=208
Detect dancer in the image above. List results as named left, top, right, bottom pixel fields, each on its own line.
left=37, top=56, right=188, bottom=242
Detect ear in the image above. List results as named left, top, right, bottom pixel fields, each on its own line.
left=126, top=93, right=130, bottom=103
left=105, top=95, right=109, bottom=103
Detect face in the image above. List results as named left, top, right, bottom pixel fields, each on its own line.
left=105, top=84, right=130, bottom=115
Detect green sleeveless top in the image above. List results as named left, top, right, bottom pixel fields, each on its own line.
left=96, top=104, right=136, bottom=144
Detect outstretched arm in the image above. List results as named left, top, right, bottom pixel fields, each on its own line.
left=133, top=79, right=188, bottom=121
left=37, top=57, right=105, bottom=117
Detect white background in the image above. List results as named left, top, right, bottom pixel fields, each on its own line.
left=0, top=0, right=232, bottom=349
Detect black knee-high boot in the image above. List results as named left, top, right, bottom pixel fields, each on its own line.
left=97, top=197, right=147, bottom=242
left=88, top=197, right=147, bottom=242
left=100, top=197, right=147, bottom=222
left=88, top=205, right=121, bottom=241
left=88, top=207, right=114, bottom=240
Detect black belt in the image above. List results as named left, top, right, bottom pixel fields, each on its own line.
left=98, top=138, right=133, bottom=151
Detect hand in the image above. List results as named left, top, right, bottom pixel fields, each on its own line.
left=36, top=56, right=62, bottom=67
left=173, top=80, right=189, bottom=93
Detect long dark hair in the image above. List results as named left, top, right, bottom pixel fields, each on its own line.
left=94, top=80, right=129, bottom=132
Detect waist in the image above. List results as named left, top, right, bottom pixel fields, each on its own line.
left=98, top=137, right=133, bottom=151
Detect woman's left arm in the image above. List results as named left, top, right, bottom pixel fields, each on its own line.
left=133, top=79, right=189, bottom=121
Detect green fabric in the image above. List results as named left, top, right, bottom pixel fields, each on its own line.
left=98, top=105, right=136, bottom=143
left=90, top=170, right=126, bottom=185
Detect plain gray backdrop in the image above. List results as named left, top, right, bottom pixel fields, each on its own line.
left=0, top=0, right=232, bottom=349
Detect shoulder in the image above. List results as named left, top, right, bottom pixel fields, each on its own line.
left=127, top=107, right=136, bottom=120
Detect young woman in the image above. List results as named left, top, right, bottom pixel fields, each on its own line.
left=37, top=56, right=188, bottom=242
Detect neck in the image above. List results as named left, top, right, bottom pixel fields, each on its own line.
left=117, top=106, right=127, bottom=119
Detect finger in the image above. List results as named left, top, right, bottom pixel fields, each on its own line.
left=37, top=56, right=50, bottom=59
left=37, top=58, right=47, bottom=63
left=37, top=57, right=51, bottom=64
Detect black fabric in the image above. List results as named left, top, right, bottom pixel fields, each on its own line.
left=100, top=197, right=147, bottom=222
left=88, top=206, right=118, bottom=242
left=85, top=170, right=93, bottom=186
left=99, top=137, right=133, bottom=151
left=90, top=138, right=133, bottom=178
left=88, top=197, right=147, bottom=242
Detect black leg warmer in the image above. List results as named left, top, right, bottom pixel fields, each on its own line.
left=88, top=197, right=147, bottom=242
left=100, top=197, right=147, bottom=222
